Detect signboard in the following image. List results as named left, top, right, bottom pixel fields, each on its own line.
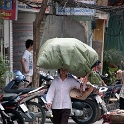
left=56, top=0, right=95, bottom=16
left=0, top=0, right=12, bottom=10
left=18, top=0, right=50, bottom=13
left=56, top=6, right=95, bottom=16
left=0, top=0, right=18, bottom=20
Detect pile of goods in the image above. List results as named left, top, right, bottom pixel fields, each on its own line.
left=109, top=109, right=124, bottom=115
left=102, top=109, right=124, bottom=124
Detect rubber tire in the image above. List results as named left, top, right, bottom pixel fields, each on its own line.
left=0, top=114, right=3, bottom=124
left=50, top=117, right=53, bottom=123
left=71, top=99, right=97, bottom=124
left=87, top=99, right=102, bottom=123
left=3, top=108, right=25, bottom=124
left=27, top=101, right=46, bottom=124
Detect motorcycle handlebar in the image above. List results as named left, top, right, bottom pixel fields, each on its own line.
left=23, top=79, right=29, bottom=83
left=40, top=75, right=53, bottom=81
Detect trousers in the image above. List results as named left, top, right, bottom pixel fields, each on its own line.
left=52, top=109, right=71, bottom=124
left=120, top=97, right=124, bottom=109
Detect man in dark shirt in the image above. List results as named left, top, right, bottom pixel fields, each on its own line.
left=96, top=61, right=107, bottom=86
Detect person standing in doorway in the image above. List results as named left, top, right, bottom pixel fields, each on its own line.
left=21, top=39, right=33, bottom=85
left=96, top=61, right=107, bottom=86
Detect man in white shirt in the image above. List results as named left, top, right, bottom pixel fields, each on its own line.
left=21, top=39, right=33, bottom=84
left=46, top=68, right=88, bottom=124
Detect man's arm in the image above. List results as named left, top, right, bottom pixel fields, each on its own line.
left=21, top=58, right=29, bottom=74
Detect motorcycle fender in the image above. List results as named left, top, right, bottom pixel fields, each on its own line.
left=72, top=102, right=84, bottom=109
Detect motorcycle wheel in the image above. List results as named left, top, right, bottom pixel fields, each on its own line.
left=87, top=99, right=102, bottom=123
left=0, top=115, right=3, bottom=124
left=71, top=99, right=97, bottom=124
left=2, top=108, right=25, bottom=124
left=27, top=101, right=46, bottom=124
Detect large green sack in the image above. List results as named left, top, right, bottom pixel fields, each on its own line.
left=37, top=38, right=101, bottom=84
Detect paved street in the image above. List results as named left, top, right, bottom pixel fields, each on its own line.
left=45, top=118, right=103, bottom=124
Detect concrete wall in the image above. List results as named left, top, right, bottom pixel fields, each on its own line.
left=41, top=15, right=87, bottom=45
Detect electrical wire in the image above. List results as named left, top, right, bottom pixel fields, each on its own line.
left=18, top=0, right=124, bottom=37
left=18, top=0, right=124, bottom=14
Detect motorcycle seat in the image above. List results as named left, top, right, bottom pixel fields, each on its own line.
left=4, top=88, right=35, bottom=94
left=2, top=93, right=18, bottom=101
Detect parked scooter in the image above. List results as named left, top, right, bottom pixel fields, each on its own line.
left=0, top=93, right=25, bottom=124
left=102, top=82, right=122, bottom=111
left=71, top=84, right=109, bottom=124
left=3, top=70, right=47, bottom=124
left=97, top=71, right=122, bottom=111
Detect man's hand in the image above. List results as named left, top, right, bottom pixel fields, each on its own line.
left=46, top=103, right=52, bottom=110
left=24, top=69, right=29, bottom=74
left=116, top=69, right=123, bottom=78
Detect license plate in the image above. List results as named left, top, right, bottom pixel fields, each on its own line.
left=95, top=95, right=102, bottom=103
left=20, top=104, right=28, bottom=112
left=0, top=104, right=5, bottom=111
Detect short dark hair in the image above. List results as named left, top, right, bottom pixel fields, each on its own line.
left=91, top=60, right=101, bottom=69
left=25, top=39, right=33, bottom=49
left=97, top=60, right=101, bottom=64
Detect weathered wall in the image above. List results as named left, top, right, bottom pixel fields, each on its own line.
left=41, top=15, right=87, bottom=45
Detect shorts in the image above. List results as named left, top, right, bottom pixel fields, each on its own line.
left=25, top=75, right=32, bottom=83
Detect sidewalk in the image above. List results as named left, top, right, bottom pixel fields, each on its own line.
left=44, top=118, right=103, bottom=124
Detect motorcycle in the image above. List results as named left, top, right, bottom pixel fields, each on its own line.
left=102, top=82, right=122, bottom=111
left=0, top=93, right=25, bottom=124
left=98, top=72, right=122, bottom=111
left=3, top=70, right=47, bottom=124
left=71, top=84, right=109, bottom=124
